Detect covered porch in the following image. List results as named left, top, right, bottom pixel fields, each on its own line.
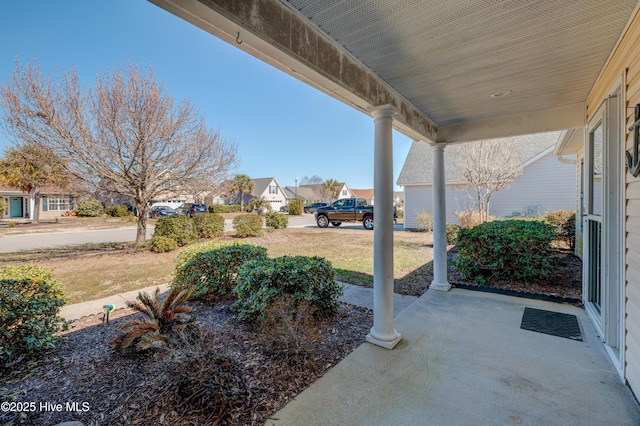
left=268, top=288, right=640, bottom=425
left=148, top=0, right=640, bottom=412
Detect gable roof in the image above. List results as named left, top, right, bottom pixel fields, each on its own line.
left=250, top=177, right=278, bottom=197
left=350, top=189, right=374, bottom=200
left=397, top=132, right=562, bottom=186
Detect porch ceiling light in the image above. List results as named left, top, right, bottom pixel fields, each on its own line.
left=490, top=90, right=512, bottom=98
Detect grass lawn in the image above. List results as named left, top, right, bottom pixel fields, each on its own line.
left=0, top=227, right=435, bottom=304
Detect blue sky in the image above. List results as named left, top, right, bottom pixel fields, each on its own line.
left=0, top=0, right=413, bottom=191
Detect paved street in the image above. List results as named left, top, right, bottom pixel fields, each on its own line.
left=0, top=215, right=319, bottom=253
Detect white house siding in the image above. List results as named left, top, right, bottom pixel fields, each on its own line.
left=403, top=152, right=576, bottom=228
left=586, top=7, right=640, bottom=396
left=623, top=22, right=640, bottom=395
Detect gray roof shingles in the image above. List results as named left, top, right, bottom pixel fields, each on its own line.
left=396, top=132, right=562, bottom=185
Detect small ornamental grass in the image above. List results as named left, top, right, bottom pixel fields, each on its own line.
left=173, top=244, right=268, bottom=301
left=454, top=219, right=556, bottom=284
left=265, top=211, right=288, bottom=229
left=232, top=213, right=263, bottom=237
left=233, top=256, right=343, bottom=322
left=0, top=264, right=68, bottom=366
left=110, top=287, right=196, bottom=353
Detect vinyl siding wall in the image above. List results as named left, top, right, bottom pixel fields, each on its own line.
left=587, top=7, right=640, bottom=396
left=403, top=152, right=576, bottom=227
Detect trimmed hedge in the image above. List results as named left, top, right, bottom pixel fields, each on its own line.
left=288, top=199, right=303, bottom=215
left=173, top=244, right=268, bottom=300
left=446, top=224, right=460, bottom=245
left=233, top=256, right=343, bottom=322
left=193, top=213, right=225, bottom=239
left=0, top=264, right=68, bottom=365
left=265, top=212, right=288, bottom=229
left=106, top=204, right=132, bottom=217
left=454, top=219, right=556, bottom=283
left=154, top=215, right=197, bottom=246
left=76, top=198, right=103, bottom=217
left=232, top=213, right=263, bottom=237
left=148, top=235, right=179, bottom=253
left=208, top=204, right=241, bottom=213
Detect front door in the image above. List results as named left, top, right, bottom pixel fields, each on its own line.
left=584, top=92, right=624, bottom=374
left=9, top=197, right=23, bottom=218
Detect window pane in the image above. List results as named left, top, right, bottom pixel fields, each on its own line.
left=590, top=122, right=603, bottom=216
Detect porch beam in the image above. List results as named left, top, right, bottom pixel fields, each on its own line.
left=430, top=144, right=451, bottom=291
left=148, top=0, right=438, bottom=143
left=438, top=103, right=585, bottom=143
left=366, top=105, right=402, bottom=350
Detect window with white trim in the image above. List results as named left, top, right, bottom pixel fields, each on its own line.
left=269, top=185, right=278, bottom=194
left=44, top=196, right=73, bottom=211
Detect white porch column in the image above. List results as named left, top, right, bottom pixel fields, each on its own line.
left=431, top=144, right=451, bottom=291
left=366, top=105, right=402, bottom=349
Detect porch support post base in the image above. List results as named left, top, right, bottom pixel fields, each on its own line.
left=366, top=329, right=402, bottom=350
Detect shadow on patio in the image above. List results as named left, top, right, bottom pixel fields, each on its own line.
left=267, top=288, right=640, bottom=425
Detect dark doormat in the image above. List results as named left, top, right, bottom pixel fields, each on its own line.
left=520, top=307, right=582, bottom=341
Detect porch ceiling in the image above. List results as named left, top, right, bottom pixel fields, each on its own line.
left=149, top=0, right=639, bottom=143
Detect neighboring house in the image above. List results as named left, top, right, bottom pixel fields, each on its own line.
left=1, top=184, right=79, bottom=220
left=242, top=177, right=288, bottom=211
left=350, top=189, right=374, bottom=204
left=397, top=132, right=577, bottom=229
left=293, top=183, right=352, bottom=204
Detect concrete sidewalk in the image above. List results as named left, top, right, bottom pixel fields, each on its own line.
left=267, top=289, right=640, bottom=426
left=59, top=283, right=417, bottom=321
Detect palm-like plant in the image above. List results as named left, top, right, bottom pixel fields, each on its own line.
left=232, top=174, right=254, bottom=212
left=248, top=195, right=271, bottom=214
left=322, top=179, right=341, bottom=202
left=110, top=287, right=196, bottom=352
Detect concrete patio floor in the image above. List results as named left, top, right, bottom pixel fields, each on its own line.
left=267, top=288, right=640, bottom=426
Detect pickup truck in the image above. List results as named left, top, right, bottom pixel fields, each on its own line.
left=315, top=198, right=375, bottom=230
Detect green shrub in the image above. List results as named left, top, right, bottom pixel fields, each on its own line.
left=288, top=199, right=303, bottom=215
left=0, top=264, right=68, bottom=365
left=76, top=198, right=103, bottom=217
left=148, top=235, right=179, bottom=253
left=0, top=198, right=6, bottom=214
left=154, top=215, right=197, bottom=246
left=208, top=204, right=241, bottom=213
left=174, top=240, right=234, bottom=272
left=265, top=211, right=288, bottom=229
left=454, top=220, right=556, bottom=283
left=446, top=224, right=460, bottom=245
left=173, top=243, right=268, bottom=300
left=106, top=204, right=132, bottom=217
left=232, top=213, right=263, bottom=237
left=545, top=210, right=576, bottom=250
left=233, top=256, right=343, bottom=322
left=193, top=213, right=225, bottom=239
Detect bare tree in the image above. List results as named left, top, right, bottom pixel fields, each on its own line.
left=0, top=145, right=70, bottom=223
left=454, top=138, right=522, bottom=223
left=300, top=175, right=323, bottom=185
left=0, top=61, right=238, bottom=244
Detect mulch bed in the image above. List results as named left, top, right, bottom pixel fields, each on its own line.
left=1, top=302, right=372, bottom=425
left=447, top=247, right=583, bottom=303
